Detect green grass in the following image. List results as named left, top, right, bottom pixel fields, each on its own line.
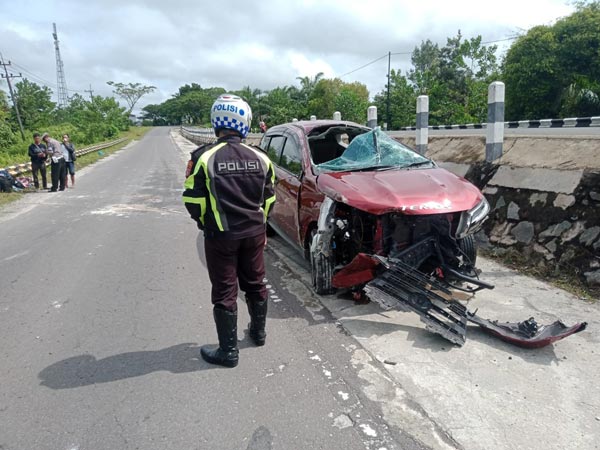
left=0, top=127, right=152, bottom=210
left=73, top=127, right=151, bottom=171
left=0, top=192, right=23, bottom=208
left=481, top=247, right=599, bottom=302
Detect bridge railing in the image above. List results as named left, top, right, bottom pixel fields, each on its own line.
left=180, top=127, right=218, bottom=145
left=398, top=116, right=600, bottom=131
left=0, top=138, right=127, bottom=177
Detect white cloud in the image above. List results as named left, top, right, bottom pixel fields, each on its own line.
left=0, top=0, right=575, bottom=114
left=288, top=52, right=336, bottom=79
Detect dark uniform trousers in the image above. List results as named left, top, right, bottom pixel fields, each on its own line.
left=50, top=159, right=66, bottom=191
left=31, top=161, right=47, bottom=189
left=204, top=233, right=267, bottom=312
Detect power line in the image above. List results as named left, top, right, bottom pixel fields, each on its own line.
left=481, top=35, right=521, bottom=45
left=340, top=34, right=520, bottom=79
left=10, top=60, right=86, bottom=94
left=340, top=53, right=388, bottom=78
left=11, top=62, right=59, bottom=89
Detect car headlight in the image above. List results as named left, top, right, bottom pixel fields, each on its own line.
left=456, top=197, right=490, bottom=239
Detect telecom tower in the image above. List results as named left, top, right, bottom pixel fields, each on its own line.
left=52, top=22, right=69, bottom=107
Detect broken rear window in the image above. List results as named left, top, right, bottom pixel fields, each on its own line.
left=316, top=127, right=431, bottom=172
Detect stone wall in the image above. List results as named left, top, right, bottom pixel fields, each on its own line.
left=469, top=167, right=599, bottom=287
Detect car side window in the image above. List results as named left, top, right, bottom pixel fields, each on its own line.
left=266, top=135, right=286, bottom=165
left=260, top=135, right=270, bottom=150
left=280, top=136, right=303, bottom=177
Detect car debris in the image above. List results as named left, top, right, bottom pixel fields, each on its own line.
left=353, top=253, right=587, bottom=348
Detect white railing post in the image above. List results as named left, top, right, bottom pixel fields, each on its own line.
left=416, top=95, right=429, bottom=155
left=486, top=81, right=505, bottom=162
left=367, top=106, right=377, bottom=128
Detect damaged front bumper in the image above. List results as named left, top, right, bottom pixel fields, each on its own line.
left=356, top=254, right=588, bottom=348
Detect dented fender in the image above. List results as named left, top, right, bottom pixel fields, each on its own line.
left=310, top=197, right=336, bottom=258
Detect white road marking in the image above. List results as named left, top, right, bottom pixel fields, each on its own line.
left=3, top=250, right=29, bottom=261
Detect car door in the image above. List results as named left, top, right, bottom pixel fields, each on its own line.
left=261, top=131, right=304, bottom=246
left=274, top=132, right=304, bottom=244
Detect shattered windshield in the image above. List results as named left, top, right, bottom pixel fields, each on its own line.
left=316, top=127, right=431, bottom=172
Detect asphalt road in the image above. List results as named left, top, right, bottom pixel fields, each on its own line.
left=0, top=128, right=429, bottom=450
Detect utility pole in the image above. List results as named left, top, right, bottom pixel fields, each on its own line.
left=84, top=84, right=94, bottom=102
left=386, top=51, right=391, bottom=131
left=0, top=54, right=26, bottom=140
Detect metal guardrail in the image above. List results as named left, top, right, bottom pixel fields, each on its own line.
left=180, top=126, right=263, bottom=146
left=1, top=138, right=127, bottom=177
left=399, top=116, right=600, bottom=131
left=180, top=127, right=218, bottom=145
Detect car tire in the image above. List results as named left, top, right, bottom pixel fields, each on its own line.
left=309, top=230, right=335, bottom=295
left=458, top=235, right=477, bottom=266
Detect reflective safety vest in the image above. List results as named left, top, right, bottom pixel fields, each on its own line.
left=183, top=134, right=276, bottom=239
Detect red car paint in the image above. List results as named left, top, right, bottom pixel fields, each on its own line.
left=332, top=254, right=380, bottom=288
left=317, top=168, right=483, bottom=216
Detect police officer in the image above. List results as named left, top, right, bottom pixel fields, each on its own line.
left=183, top=94, right=276, bottom=368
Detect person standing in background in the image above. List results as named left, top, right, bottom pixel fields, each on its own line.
left=61, top=134, right=76, bottom=188
left=42, top=132, right=66, bottom=192
left=28, top=133, right=48, bottom=190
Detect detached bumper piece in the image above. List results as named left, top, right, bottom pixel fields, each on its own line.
left=364, top=259, right=469, bottom=346
left=467, top=313, right=587, bottom=349
left=364, top=258, right=587, bottom=348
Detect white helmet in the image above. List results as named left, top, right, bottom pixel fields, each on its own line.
left=210, top=94, right=252, bottom=138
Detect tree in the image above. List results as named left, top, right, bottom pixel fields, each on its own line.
left=12, top=79, right=55, bottom=130
left=502, top=2, right=600, bottom=119
left=0, top=90, right=16, bottom=146
left=380, top=32, right=498, bottom=128
left=106, top=81, right=156, bottom=115
left=553, top=1, right=600, bottom=116
left=503, top=26, right=561, bottom=119
left=296, top=72, right=325, bottom=112
left=334, top=82, right=369, bottom=123
left=141, top=85, right=225, bottom=126
left=373, top=70, right=416, bottom=128
left=307, top=78, right=343, bottom=119
left=408, top=39, right=441, bottom=95
left=260, top=87, right=301, bottom=125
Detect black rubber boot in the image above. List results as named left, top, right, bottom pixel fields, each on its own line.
left=200, top=308, right=239, bottom=368
left=247, top=298, right=268, bottom=346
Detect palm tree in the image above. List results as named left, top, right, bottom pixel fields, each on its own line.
left=296, top=72, right=325, bottom=103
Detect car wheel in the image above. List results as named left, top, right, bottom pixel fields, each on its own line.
left=458, top=234, right=477, bottom=266
left=310, top=230, right=335, bottom=295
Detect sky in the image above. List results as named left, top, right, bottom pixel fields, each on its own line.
left=0, top=0, right=575, bottom=115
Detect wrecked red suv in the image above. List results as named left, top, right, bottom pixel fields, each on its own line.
left=261, top=120, right=587, bottom=348
left=262, top=120, right=489, bottom=292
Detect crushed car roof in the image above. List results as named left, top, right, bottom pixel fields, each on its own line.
left=270, top=120, right=368, bottom=135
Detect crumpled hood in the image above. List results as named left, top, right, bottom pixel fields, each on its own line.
left=317, top=167, right=483, bottom=215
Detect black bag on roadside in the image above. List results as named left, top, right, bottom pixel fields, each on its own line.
left=0, top=170, right=13, bottom=193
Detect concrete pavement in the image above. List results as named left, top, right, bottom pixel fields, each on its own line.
left=268, top=235, right=599, bottom=450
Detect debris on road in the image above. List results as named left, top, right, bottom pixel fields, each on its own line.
left=356, top=253, right=588, bottom=348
